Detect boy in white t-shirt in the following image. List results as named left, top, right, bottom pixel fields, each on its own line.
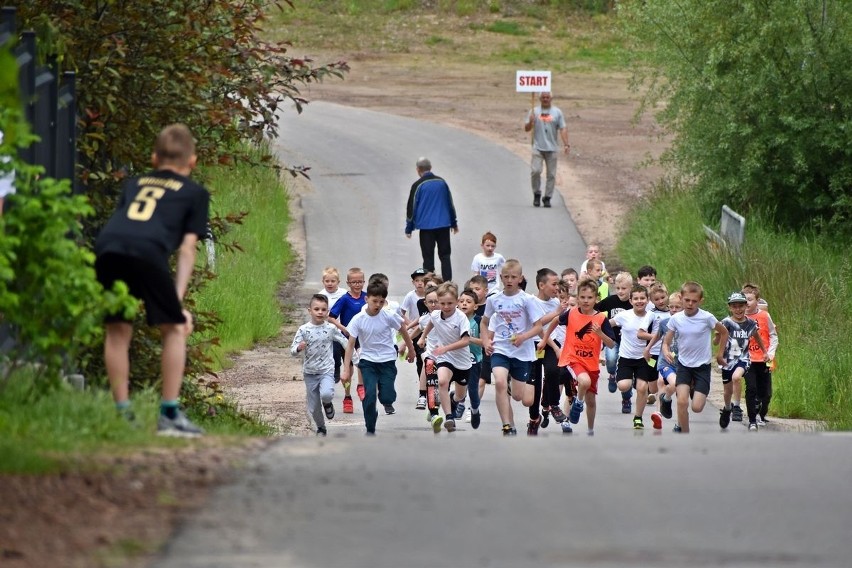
left=481, top=259, right=546, bottom=436
left=418, top=283, right=472, bottom=433
left=662, top=281, right=728, bottom=433
left=612, top=285, right=656, bottom=430
left=470, top=231, right=506, bottom=296
left=579, top=243, right=607, bottom=278
left=342, top=282, right=416, bottom=435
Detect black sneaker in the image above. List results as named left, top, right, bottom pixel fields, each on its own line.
left=673, top=424, right=683, bottom=433
left=384, top=404, right=395, bottom=415
left=471, top=411, right=481, bottom=430
left=731, top=404, right=743, bottom=422
left=533, top=194, right=541, bottom=207
left=502, top=423, right=517, bottom=436
left=660, top=394, right=673, bottom=419
left=542, top=197, right=551, bottom=208
left=527, top=417, right=541, bottom=436
left=719, top=407, right=732, bottom=429
left=316, top=426, right=327, bottom=436
left=633, top=416, right=644, bottom=430
left=550, top=406, right=567, bottom=423
left=621, top=398, right=632, bottom=414
left=541, top=408, right=550, bottom=428
left=323, top=402, right=335, bottom=420
left=450, top=393, right=458, bottom=417
left=444, top=419, right=456, bottom=432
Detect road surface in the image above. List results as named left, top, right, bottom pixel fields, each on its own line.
left=155, top=104, right=852, bottom=568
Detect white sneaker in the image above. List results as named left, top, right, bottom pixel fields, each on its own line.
left=416, top=395, right=427, bottom=409
left=464, top=408, right=472, bottom=423
left=157, top=410, right=204, bottom=438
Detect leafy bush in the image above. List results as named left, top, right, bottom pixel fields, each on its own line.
left=621, top=0, right=852, bottom=238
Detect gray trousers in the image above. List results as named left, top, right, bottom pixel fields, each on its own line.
left=305, top=372, right=335, bottom=429
left=531, top=149, right=558, bottom=198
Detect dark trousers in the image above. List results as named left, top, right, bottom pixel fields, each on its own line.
left=359, top=359, right=398, bottom=434
left=745, top=361, right=772, bottom=422
left=530, top=344, right=561, bottom=420
left=419, top=228, right=452, bottom=281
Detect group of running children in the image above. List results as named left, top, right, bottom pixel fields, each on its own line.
left=291, top=234, right=778, bottom=437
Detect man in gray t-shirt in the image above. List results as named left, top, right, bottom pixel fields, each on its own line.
left=524, top=92, right=570, bottom=208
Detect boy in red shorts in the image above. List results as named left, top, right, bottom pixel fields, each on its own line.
left=540, top=278, right=615, bottom=435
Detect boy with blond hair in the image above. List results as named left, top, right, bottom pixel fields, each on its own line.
left=481, top=259, right=546, bottom=435
left=95, top=124, right=209, bottom=437
left=318, top=266, right=346, bottom=383
left=662, top=282, right=728, bottom=433
left=595, top=271, right=634, bottom=410
left=328, top=267, right=367, bottom=413
left=470, top=231, right=506, bottom=296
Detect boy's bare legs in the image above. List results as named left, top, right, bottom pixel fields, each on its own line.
left=160, top=323, right=187, bottom=401
left=585, top=390, right=596, bottom=430
left=691, top=392, right=708, bottom=414
left=438, top=369, right=453, bottom=415
left=675, top=383, right=691, bottom=432
left=105, top=322, right=133, bottom=404
left=478, top=378, right=486, bottom=400
left=635, top=379, right=649, bottom=418
left=493, top=367, right=513, bottom=426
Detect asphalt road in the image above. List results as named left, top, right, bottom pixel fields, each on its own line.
left=155, top=104, right=852, bottom=568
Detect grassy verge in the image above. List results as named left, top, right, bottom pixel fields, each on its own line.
left=0, top=149, right=288, bottom=473
left=616, top=183, right=852, bottom=428
left=271, top=1, right=624, bottom=72
left=196, top=147, right=293, bottom=368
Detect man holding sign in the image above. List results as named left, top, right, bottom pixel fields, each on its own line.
left=524, top=91, right=570, bottom=208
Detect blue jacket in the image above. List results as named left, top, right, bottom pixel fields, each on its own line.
left=405, top=172, right=458, bottom=234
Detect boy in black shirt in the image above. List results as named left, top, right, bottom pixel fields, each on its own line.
left=95, top=124, right=210, bottom=437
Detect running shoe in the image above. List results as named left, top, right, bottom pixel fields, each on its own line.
left=651, top=412, right=663, bottom=430
left=464, top=408, right=472, bottom=422
left=356, top=384, right=366, bottom=401
left=471, top=411, right=481, bottom=430
left=660, top=394, right=673, bottom=419
left=323, top=402, right=335, bottom=420
left=569, top=399, right=584, bottom=424
left=157, top=410, right=204, bottom=438
left=756, top=416, right=766, bottom=427
left=502, top=424, right=517, bottom=436
left=533, top=193, right=542, bottom=207
left=561, top=421, right=573, bottom=434
left=454, top=401, right=466, bottom=420
left=316, top=426, right=327, bottom=436
left=633, top=416, right=644, bottom=430
left=551, top=406, right=567, bottom=424
left=431, top=414, right=444, bottom=433
left=416, top=395, right=427, bottom=410
left=748, top=422, right=758, bottom=431
left=731, top=405, right=743, bottom=422
left=607, top=374, right=617, bottom=393
left=527, top=417, right=541, bottom=436
left=541, top=408, right=550, bottom=428
left=673, top=424, right=683, bottom=433
left=646, top=393, right=657, bottom=405
left=342, top=396, right=354, bottom=414
left=384, top=404, right=395, bottom=415
left=450, top=394, right=458, bottom=417
left=719, top=407, right=732, bottom=429
left=621, top=398, right=632, bottom=414
left=445, top=419, right=456, bottom=433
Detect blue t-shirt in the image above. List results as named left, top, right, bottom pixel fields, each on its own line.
left=330, top=292, right=367, bottom=326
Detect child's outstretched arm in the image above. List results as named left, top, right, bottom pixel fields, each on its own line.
left=662, top=330, right=676, bottom=364
left=341, top=335, right=357, bottom=382
left=399, top=321, right=416, bottom=363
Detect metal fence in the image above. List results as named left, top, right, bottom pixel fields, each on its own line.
left=1, top=6, right=78, bottom=191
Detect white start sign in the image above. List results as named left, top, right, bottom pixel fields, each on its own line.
left=516, top=70, right=551, bottom=93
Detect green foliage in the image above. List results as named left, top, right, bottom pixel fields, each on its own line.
left=617, top=182, right=852, bottom=428
left=486, top=20, right=529, bottom=35
left=0, top=107, right=135, bottom=384
left=195, top=147, right=293, bottom=366
left=620, top=0, right=852, bottom=237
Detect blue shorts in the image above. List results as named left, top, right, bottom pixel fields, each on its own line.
left=659, top=363, right=677, bottom=385
left=490, top=353, right=532, bottom=384
left=721, top=360, right=749, bottom=384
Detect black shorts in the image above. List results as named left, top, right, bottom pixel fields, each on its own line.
left=436, top=362, right=470, bottom=386
left=675, top=363, right=711, bottom=396
left=616, top=357, right=654, bottom=383
left=479, top=353, right=492, bottom=384
left=96, top=253, right=184, bottom=326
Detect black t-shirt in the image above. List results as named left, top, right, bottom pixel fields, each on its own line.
left=594, top=295, right=632, bottom=343
left=95, top=170, right=210, bottom=268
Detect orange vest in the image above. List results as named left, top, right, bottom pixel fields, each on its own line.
left=746, top=310, right=773, bottom=363
left=558, top=309, right=608, bottom=373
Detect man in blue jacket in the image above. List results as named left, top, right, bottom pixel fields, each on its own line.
left=405, top=157, right=459, bottom=281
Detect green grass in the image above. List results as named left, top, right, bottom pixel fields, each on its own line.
left=486, top=20, right=528, bottom=36
left=196, top=146, right=293, bottom=367
left=616, top=183, right=852, bottom=428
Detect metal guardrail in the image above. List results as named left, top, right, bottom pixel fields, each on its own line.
left=704, top=205, right=746, bottom=252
